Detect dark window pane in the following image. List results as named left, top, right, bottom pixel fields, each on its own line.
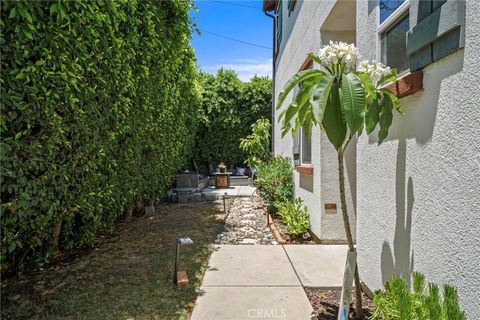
left=275, top=0, right=282, bottom=50
left=382, top=14, right=409, bottom=74
left=301, top=129, right=311, bottom=164
left=380, top=0, right=406, bottom=23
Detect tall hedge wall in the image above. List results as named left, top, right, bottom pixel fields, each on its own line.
left=194, top=69, right=271, bottom=168
left=0, top=0, right=200, bottom=271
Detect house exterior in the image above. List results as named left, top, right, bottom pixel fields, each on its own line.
left=263, top=0, right=479, bottom=318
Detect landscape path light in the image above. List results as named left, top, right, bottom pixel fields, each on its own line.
left=174, top=237, right=193, bottom=288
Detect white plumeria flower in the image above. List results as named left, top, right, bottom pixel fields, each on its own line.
left=357, top=60, right=393, bottom=85
left=317, top=41, right=360, bottom=71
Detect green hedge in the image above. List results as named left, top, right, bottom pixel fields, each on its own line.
left=0, top=0, right=200, bottom=271
left=194, top=69, right=271, bottom=167
left=256, top=156, right=294, bottom=208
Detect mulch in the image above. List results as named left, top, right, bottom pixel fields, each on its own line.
left=305, top=288, right=374, bottom=320
left=270, top=214, right=316, bottom=244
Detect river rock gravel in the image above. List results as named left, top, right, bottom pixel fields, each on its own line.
left=216, top=196, right=276, bottom=245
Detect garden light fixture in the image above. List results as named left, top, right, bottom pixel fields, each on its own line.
left=174, top=237, right=193, bottom=288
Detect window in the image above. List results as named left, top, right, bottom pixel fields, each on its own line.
left=292, top=84, right=311, bottom=166
left=287, top=0, right=297, bottom=16
left=378, top=0, right=410, bottom=75
left=301, top=128, right=311, bottom=164
left=275, top=0, right=282, bottom=53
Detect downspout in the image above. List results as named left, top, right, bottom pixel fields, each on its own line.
left=264, top=9, right=275, bottom=154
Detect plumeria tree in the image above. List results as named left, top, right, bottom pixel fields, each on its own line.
left=277, top=41, right=402, bottom=319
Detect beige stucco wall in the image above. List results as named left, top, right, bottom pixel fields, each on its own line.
left=356, top=1, right=480, bottom=318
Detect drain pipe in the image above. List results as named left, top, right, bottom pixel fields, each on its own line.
left=264, top=9, right=275, bottom=155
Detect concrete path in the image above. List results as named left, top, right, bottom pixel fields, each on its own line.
left=202, top=186, right=257, bottom=198
left=191, top=245, right=348, bottom=320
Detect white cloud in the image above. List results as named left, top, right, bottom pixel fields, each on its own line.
left=202, top=58, right=272, bottom=82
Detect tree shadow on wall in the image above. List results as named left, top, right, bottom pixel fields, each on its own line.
left=381, top=139, right=415, bottom=287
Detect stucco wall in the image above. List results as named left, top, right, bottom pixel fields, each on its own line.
left=274, top=0, right=357, bottom=241
left=356, top=1, right=480, bottom=318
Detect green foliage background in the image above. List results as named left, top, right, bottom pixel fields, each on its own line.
left=256, top=156, right=294, bottom=208
left=194, top=69, right=271, bottom=167
left=0, top=0, right=200, bottom=270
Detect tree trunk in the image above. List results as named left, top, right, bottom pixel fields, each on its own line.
left=337, top=148, right=364, bottom=319
left=50, top=216, right=63, bottom=252
left=125, top=207, right=133, bottom=221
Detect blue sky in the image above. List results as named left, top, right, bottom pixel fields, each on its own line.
left=190, top=0, right=273, bottom=81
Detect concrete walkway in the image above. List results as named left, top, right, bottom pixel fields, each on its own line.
left=202, top=185, right=257, bottom=198
left=191, top=245, right=348, bottom=320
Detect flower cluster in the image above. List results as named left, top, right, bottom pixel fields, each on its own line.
left=357, top=60, right=392, bottom=85
left=318, top=41, right=360, bottom=70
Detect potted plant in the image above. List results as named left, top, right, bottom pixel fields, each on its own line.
left=218, top=162, right=227, bottom=173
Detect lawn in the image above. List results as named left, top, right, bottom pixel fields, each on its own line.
left=1, top=202, right=225, bottom=319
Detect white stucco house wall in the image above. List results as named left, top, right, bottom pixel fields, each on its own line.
left=263, top=0, right=479, bottom=318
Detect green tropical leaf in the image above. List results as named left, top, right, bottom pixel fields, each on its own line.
left=279, top=102, right=298, bottom=131
left=341, top=73, right=366, bottom=134
left=382, top=88, right=402, bottom=114
left=357, top=72, right=375, bottom=99
left=310, top=73, right=333, bottom=124
left=365, top=93, right=380, bottom=134
left=303, top=110, right=313, bottom=142
left=276, top=69, right=324, bottom=109
left=378, top=92, right=394, bottom=144
left=322, top=83, right=346, bottom=150
left=307, top=52, right=322, bottom=65
left=379, top=68, right=398, bottom=85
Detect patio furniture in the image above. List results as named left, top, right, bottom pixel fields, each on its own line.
left=213, top=172, right=232, bottom=189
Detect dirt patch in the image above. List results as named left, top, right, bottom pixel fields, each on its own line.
left=1, top=202, right=224, bottom=320
left=305, top=288, right=373, bottom=320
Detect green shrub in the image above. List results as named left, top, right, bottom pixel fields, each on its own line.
left=194, top=70, right=271, bottom=167
left=370, top=272, right=466, bottom=320
left=0, top=0, right=200, bottom=271
left=256, top=156, right=294, bottom=207
left=239, top=118, right=271, bottom=169
left=276, top=198, right=309, bottom=236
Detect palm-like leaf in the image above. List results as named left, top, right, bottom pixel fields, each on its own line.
left=310, top=73, right=333, bottom=124
left=365, top=93, right=380, bottom=134
left=341, top=73, right=366, bottom=134
left=322, top=83, right=346, bottom=150
left=276, top=69, right=325, bottom=109
left=378, top=92, right=394, bottom=144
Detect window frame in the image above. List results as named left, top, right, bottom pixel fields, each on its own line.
left=287, top=0, right=297, bottom=16
left=275, top=0, right=283, bottom=55
left=300, top=127, right=312, bottom=165
left=299, top=59, right=312, bottom=166
left=377, top=0, right=410, bottom=76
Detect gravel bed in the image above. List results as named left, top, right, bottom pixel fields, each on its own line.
left=216, top=196, right=276, bottom=245
left=305, top=288, right=373, bottom=320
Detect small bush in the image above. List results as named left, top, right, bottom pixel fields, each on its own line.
left=255, top=156, right=294, bottom=207
left=239, top=118, right=271, bottom=169
left=276, top=198, right=310, bottom=236
left=370, top=272, right=466, bottom=320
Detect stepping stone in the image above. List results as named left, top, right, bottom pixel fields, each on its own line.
left=239, top=238, right=258, bottom=244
